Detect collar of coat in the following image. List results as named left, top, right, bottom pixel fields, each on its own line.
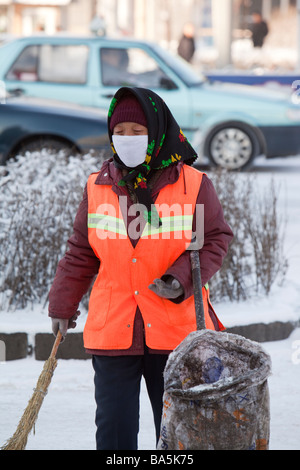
left=94, top=158, right=184, bottom=198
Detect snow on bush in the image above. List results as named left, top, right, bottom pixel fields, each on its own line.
left=209, top=169, right=288, bottom=301
left=0, top=152, right=288, bottom=311
left=0, top=150, right=104, bottom=311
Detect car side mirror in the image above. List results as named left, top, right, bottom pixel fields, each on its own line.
left=160, top=77, right=177, bottom=90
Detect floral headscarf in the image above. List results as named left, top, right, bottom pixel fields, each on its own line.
left=108, top=87, right=198, bottom=227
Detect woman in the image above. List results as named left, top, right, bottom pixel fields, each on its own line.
left=49, top=87, right=233, bottom=450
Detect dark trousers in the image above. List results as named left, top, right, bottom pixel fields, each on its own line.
left=92, top=350, right=168, bottom=450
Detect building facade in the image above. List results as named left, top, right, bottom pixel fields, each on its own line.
left=0, top=0, right=298, bottom=68
left=0, top=0, right=71, bottom=35
left=0, top=0, right=297, bottom=40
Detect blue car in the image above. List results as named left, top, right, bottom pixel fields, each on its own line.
left=1, top=35, right=300, bottom=170
left=0, top=95, right=109, bottom=164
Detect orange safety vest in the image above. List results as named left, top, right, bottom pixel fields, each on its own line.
left=84, top=164, right=224, bottom=351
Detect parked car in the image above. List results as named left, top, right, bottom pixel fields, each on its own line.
left=1, top=35, right=300, bottom=170
left=0, top=94, right=109, bottom=164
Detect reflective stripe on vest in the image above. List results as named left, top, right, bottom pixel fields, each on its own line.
left=87, top=213, right=127, bottom=236
left=142, top=215, right=193, bottom=238
left=87, top=213, right=194, bottom=238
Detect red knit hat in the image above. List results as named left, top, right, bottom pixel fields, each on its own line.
left=110, top=95, right=147, bottom=131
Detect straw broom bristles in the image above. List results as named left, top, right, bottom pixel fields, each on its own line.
left=1, top=357, right=58, bottom=450
left=1, top=331, right=62, bottom=451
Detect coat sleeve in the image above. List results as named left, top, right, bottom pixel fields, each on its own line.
left=162, top=174, right=233, bottom=302
left=48, top=185, right=100, bottom=319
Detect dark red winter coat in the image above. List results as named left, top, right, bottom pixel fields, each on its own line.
left=48, top=159, right=233, bottom=355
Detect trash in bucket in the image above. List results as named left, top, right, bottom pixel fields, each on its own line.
left=157, top=330, right=272, bottom=450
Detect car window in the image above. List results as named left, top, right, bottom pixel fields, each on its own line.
left=39, top=45, right=88, bottom=83
left=100, top=47, right=176, bottom=89
left=6, top=44, right=88, bottom=84
left=6, top=45, right=39, bottom=81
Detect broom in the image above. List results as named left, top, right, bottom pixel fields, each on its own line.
left=1, top=330, right=62, bottom=451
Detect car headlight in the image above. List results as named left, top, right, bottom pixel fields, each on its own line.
left=286, top=108, right=300, bottom=121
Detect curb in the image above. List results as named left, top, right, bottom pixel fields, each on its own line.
left=1, top=320, right=299, bottom=361
left=35, top=333, right=90, bottom=361
left=226, top=320, right=298, bottom=343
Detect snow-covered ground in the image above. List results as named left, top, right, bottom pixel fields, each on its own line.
left=0, top=327, right=299, bottom=451
left=1, top=154, right=300, bottom=450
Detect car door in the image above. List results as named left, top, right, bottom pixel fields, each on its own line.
left=4, top=41, right=93, bottom=106
left=94, top=42, right=193, bottom=138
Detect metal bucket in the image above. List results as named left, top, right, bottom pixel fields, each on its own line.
left=157, top=329, right=271, bottom=450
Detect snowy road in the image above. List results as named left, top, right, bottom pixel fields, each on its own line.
left=1, top=328, right=300, bottom=450
left=1, top=154, right=300, bottom=450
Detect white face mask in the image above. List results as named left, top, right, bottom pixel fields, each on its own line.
left=112, top=135, right=148, bottom=168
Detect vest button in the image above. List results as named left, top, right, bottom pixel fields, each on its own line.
left=134, top=290, right=139, bottom=295
left=147, top=323, right=151, bottom=328
left=132, top=258, right=137, bottom=263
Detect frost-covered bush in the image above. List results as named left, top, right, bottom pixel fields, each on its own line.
left=209, top=169, right=288, bottom=301
left=0, top=153, right=288, bottom=311
left=0, top=150, right=104, bottom=310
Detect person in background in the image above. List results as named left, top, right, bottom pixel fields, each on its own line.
left=249, top=12, right=269, bottom=48
left=48, top=86, right=233, bottom=450
left=177, top=22, right=196, bottom=62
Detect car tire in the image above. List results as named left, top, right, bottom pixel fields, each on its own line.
left=12, top=137, right=77, bottom=159
left=204, top=122, right=260, bottom=171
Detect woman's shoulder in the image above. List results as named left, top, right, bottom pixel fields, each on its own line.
left=182, top=164, right=208, bottom=185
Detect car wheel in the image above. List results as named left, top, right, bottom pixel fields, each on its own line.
left=205, top=123, right=260, bottom=170
left=12, top=137, right=77, bottom=159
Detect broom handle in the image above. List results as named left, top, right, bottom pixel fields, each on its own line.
left=50, top=330, right=63, bottom=359
left=190, top=249, right=206, bottom=331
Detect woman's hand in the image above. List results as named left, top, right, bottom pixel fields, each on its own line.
left=148, top=277, right=183, bottom=299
